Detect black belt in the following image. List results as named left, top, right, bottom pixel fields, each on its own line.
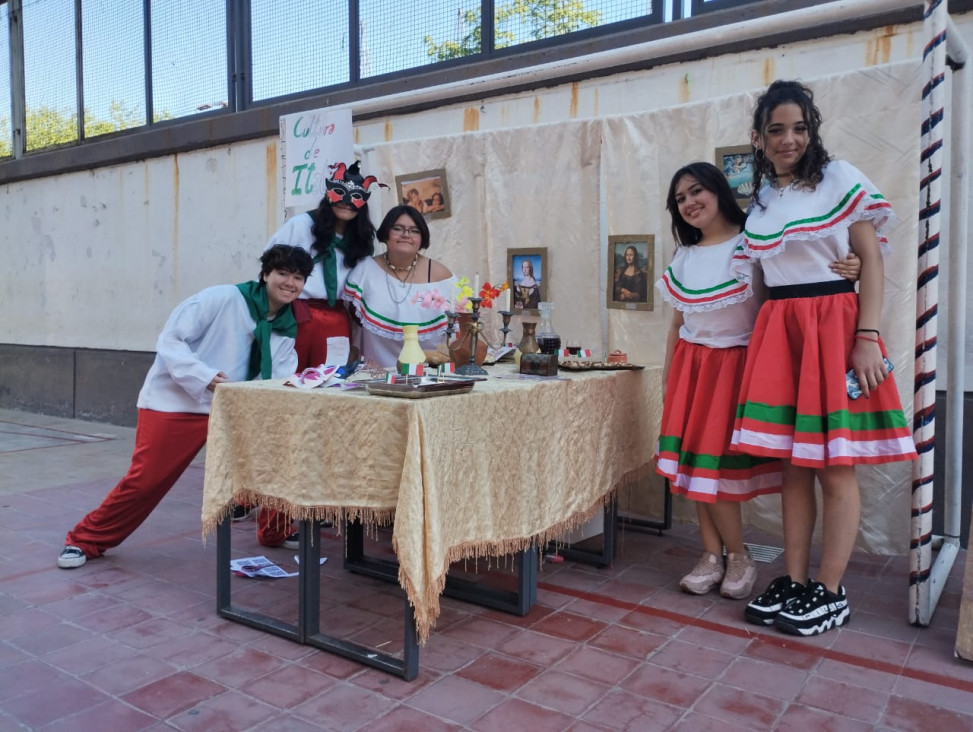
left=767, top=280, right=855, bottom=300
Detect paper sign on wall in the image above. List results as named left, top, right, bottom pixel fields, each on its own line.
left=279, top=106, right=354, bottom=212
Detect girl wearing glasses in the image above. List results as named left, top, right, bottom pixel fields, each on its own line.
left=342, top=205, right=455, bottom=367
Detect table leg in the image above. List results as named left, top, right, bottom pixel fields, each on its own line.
left=344, top=520, right=539, bottom=616
left=547, top=502, right=618, bottom=568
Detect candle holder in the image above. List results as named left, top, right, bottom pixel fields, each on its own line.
left=499, top=310, right=513, bottom=347
left=444, top=310, right=461, bottom=351
left=456, top=297, right=489, bottom=376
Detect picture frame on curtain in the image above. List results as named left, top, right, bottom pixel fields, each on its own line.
left=607, top=235, right=654, bottom=311
left=507, top=248, right=547, bottom=315
left=394, top=168, right=450, bottom=220
left=715, top=144, right=755, bottom=208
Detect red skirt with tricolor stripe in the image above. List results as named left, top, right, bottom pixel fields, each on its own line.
left=655, top=339, right=782, bottom=502
left=730, top=292, right=917, bottom=466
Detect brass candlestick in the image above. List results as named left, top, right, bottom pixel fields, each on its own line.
left=456, top=297, right=488, bottom=376
left=444, top=310, right=461, bottom=350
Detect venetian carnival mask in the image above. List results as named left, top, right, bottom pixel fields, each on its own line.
left=325, top=161, right=386, bottom=209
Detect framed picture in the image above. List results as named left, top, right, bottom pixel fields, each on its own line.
left=607, top=235, right=654, bottom=311
left=507, top=247, right=547, bottom=315
left=715, top=144, right=755, bottom=208
left=394, top=168, right=450, bottom=220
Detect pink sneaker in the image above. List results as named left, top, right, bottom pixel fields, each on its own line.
left=720, top=550, right=757, bottom=599
left=680, top=552, right=724, bottom=595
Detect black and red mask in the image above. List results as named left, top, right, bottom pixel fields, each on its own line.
left=324, top=161, right=386, bottom=209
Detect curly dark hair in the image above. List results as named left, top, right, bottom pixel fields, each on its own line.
left=749, top=79, right=831, bottom=210
left=259, top=244, right=314, bottom=281
left=309, top=197, right=376, bottom=268
left=665, top=162, right=746, bottom=247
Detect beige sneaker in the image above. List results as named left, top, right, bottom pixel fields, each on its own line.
left=679, top=552, right=724, bottom=595
left=720, top=550, right=757, bottom=599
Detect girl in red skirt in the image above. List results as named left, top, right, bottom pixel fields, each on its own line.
left=655, top=162, right=859, bottom=600
left=732, top=80, right=917, bottom=636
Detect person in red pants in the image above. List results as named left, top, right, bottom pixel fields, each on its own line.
left=254, top=160, right=385, bottom=547
left=57, top=245, right=313, bottom=569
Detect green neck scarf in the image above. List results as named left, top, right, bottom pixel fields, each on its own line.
left=235, top=281, right=298, bottom=380
left=312, top=233, right=348, bottom=307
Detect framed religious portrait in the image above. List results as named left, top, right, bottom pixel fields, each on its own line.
left=507, top=247, right=547, bottom=316
left=715, top=144, right=755, bottom=208
left=607, top=235, right=654, bottom=311
left=394, top=168, right=451, bottom=220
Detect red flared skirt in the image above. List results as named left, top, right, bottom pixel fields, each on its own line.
left=730, top=292, right=917, bottom=467
left=656, top=339, right=782, bottom=503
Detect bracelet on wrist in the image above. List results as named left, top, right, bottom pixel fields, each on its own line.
left=855, top=328, right=880, bottom=335
left=855, top=334, right=880, bottom=343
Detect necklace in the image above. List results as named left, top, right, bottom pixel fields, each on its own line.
left=384, top=256, right=418, bottom=304
left=384, top=252, right=418, bottom=274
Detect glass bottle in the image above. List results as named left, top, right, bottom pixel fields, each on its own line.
left=535, top=301, right=561, bottom=355
left=396, top=324, right=427, bottom=373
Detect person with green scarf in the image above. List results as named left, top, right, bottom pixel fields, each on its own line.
left=252, top=160, right=385, bottom=547
left=57, top=245, right=313, bottom=569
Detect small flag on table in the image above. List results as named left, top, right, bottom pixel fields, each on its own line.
left=398, top=363, right=425, bottom=376
left=559, top=348, right=592, bottom=358
left=383, top=372, right=397, bottom=384
left=437, top=363, right=456, bottom=376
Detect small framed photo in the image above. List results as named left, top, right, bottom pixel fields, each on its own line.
left=607, top=235, right=654, bottom=311
left=394, top=168, right=450, bottom=220
left=715, top=144, right=755, bottom=208
left=507, top=247, right=547, bottom=315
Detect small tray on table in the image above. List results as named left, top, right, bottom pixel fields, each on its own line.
left=364, top=375, right=478, bottom=399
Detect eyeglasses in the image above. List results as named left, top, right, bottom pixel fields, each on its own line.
left=390, top=224, right=422, bottom=237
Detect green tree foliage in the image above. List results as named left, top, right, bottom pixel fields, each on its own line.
left=425, top=0, right=602, bottom=62
left=0, top=102, right=170, bottom=157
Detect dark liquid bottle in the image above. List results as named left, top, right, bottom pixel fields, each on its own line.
left=535, top=302, right=561, bottom=356
left=537, top=335, right=562, bottom=354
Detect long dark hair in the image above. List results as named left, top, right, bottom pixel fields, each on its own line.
left=750, top=79, right=831, bottom=209
left=665, top=162, right=746, bottom=247
left=309, top=198, right=375, bottom=268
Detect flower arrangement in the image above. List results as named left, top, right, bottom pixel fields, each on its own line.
left=455, top=277, right=510, bottom=311
left=408, top=277, right=510, bottom=312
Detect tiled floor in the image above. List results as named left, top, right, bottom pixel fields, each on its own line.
left=1, top=409, right=971, bottom=731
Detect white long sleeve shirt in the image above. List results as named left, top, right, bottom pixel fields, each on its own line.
left=136, top=284, right=298, bottom=414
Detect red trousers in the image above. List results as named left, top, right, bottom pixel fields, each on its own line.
left=66, top=409, right=208, bottom=558
left=257, top=300, right=351, bottom=546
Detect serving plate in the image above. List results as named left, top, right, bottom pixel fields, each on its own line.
left=364, top=376, right=477, bottom=399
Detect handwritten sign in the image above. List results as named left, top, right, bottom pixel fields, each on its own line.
left=279, top=106, right=354, bottom=212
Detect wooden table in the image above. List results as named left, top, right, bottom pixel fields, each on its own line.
left=202, top=365, right=659, bottom=677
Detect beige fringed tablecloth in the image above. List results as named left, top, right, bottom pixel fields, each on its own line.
left=202, top=365, right=662, bottom=642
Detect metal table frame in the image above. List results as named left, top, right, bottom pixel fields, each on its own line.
left=344, top=520, right=538, bottom=616
left=216, top=517, right=420, bottom=680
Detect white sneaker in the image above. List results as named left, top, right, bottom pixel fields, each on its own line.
left=57, top=545, right=87, bottom=569
left=679, top=552, right=724, bottom=595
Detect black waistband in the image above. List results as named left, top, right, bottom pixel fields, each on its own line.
left=767, top=280, right=855, bottom=300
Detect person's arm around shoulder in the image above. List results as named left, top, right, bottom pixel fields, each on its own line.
left=848, top=220, right=886, bottom=398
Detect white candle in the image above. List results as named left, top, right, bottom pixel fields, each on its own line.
left=474, top=272, right=480, bottom=293
left=503, top=288, right=510, bottom=311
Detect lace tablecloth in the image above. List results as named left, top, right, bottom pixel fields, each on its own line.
left=202, top=365, right=662, bottom=642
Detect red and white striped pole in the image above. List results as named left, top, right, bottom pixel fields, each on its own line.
left=909, top=0, right=946, bottom=625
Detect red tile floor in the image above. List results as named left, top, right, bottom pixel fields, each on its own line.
left=1, top=411, right=972, bottom=731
